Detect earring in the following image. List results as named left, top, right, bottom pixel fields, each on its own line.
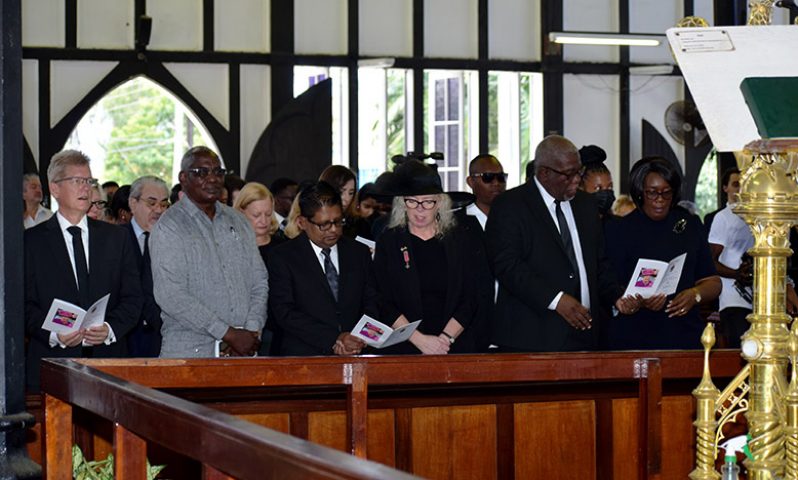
left=436, top=212, right=441, bottom=221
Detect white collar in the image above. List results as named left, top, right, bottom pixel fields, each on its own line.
left=56, top=211, right=88, bottom=233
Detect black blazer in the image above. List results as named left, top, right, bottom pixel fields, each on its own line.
left=123, top=222, right=162, bottom=357
left=267, top=234, right=378, bottom=356
left=373, top=225, right=476, bottom=353
left=485, top=181, right=622, bottom=352
left=25, top=216, right=143, bottom=390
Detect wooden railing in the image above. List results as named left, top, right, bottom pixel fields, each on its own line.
left=40, top=359, right=419, bottom=479
left=39, top=351, right=744, bottom=479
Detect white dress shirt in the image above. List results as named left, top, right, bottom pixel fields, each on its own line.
left=309, top=240, right=340, bottom=273
left=465, top=203, right=488, bottom=230
left=24, top=205, right=53, bottom=229
left=534, top=177, right=590, bottom=310
left=131, top=217, right=147, bottom=254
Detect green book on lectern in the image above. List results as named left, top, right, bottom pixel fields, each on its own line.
left=740, top=77, right=798, bottom=138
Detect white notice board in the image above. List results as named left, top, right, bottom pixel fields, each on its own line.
left=667, top=25, right=798, bottom=152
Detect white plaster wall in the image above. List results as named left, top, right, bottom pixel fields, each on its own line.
left=295, top=0, right=347, bottom=55
left=240, top=65, right=271, bottom=177
left=164, top=63, right=230, bottom=130
left=359, top=0, right=412, bottom=57
left=147, top=0, right=203, bottom=51
left=215, top=0, right=270, bottom=52
left=50, top=61, right=118, bottom=127
left=629, top=0, right=681, bottom=64
left=77, top=0, right=134, bottom=49
left=693, top=0, right=714, bottom=25
left=22, top=0, right=64, bottom=48
left=563, top=74, right=620, bottom=191
left=424, top=0, right=478, bottom=58
left=629, top=75, right=684, bottom=169
left=563, top=0, right=619, bottom=63
left=489, top=0, right=540, bottom=61
left=23, top=60, right=40, bottom=166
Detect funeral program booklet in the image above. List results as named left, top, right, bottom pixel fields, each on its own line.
left=623, top=253, right=687, bottom=298
left=351, top=315, right=421, bottom=348
left=41, top=294, right=110, bottom=334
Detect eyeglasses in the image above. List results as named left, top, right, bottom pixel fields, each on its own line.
left=404, top=198, right=438, bottom=210
left=644, top=189, right=674, bottom=201
left=138, top=197, right=170, bottom=210
left=186, top=167, right=227, bottom=179
left=90, top=200, right=107, bottom=209
left=544, top=166, right=586, bottom=180
left=55, top=176, right=99, bottom=187
left=470, top=172, right=508, bottom=184
left=307, top=218, right=346, bottom=231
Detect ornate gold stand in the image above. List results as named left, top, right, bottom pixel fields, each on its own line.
left=690, top=140, right=798, bottom=480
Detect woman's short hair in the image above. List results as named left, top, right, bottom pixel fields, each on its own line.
left=628, top=156, right=682, bottom=209
left=388, top=193, right=456, bottom=238
left=233, top=182, right=279, bottom=236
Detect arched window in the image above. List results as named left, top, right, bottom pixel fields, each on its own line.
left=64, top=76, right=219, bottom=187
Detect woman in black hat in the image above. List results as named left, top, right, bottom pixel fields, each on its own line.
left=373, top=160, right=476, bottom=354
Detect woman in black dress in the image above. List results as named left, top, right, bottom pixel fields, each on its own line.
left=604, top=157, right=720, bottom=349
left=373, top=160, right=476, bottom=354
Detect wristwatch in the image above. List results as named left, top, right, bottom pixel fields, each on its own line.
left=441, top=332, right=456, bottom=344
left=693, top=288, right=702, bottom=304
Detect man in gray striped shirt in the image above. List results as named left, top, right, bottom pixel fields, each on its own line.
left=150, top=146, right=268, bottom=357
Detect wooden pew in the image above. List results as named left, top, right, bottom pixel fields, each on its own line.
left=32, top=351, right=744, bottom=479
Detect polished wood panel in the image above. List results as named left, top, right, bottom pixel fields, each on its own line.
left=410, top=405, right=497, bottom=480
left=307, top=409, right=397, bottom=468
left=661, top=396, right=696, bottom=480
left=612, top=398, right=639, bottom=480
left=44, top=394, right=72, bottom=480
left=236, top=413, right=290, bottom=433
left=515, top=401, right=596, bottom=480
left=113, top=424, right=147, bottom=480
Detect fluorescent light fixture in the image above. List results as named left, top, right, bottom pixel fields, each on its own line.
left=357, top=57, right=395, bottom=68
left=549, top=32, right=664, bottom=47
left=629, top=65, right=674, bottom=75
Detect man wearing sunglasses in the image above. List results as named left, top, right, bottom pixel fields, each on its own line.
left=150, top=146, right=268, bottom=358
left=24, top=150, right=143, bottom=391
left=486, top=135, right=639, bottom=352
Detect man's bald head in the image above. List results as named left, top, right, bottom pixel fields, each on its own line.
left=534, top=135, right=579, bottom=173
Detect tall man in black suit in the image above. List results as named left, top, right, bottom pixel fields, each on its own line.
left=268, top=181, right=379, bottom=356
left=24, top=150, right=142, bottom=390
left=486, top=136, right=638, bottom=352
left=125, top=175, right=170, bottom=357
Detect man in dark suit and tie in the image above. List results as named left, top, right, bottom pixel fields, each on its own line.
left=125, top=175, right=170, bottom=357
left=268, top=181, right=378, bottom=356
left=24, top=150, right=142, bottom=390
left=486, top=136, right=638, bottom=352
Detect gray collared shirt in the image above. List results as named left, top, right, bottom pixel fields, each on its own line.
left=150, top=196, right=268, bottom=357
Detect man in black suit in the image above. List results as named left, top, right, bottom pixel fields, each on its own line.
left=125, top=175, right=170, bottom=357
left=486, top=136, right=637, bottom=352
left=24, top=150, right=142, bottom=390
left=268, top=181, right=378, bottom=356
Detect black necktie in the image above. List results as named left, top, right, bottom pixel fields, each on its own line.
left=322, top=248, right=339, bottom=301
left=554, top=201, right=581, bottom=300
left=67, top=226, right=90, bottom=308
left=142, top=231, right=150, bottom=261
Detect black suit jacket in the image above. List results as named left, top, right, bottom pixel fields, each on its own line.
left=267, top=234, right=379, bottom=356
left=123, top=222, right=162, bottom=357
left=373, top=226, right=476, bottom=353
left=485, top=181, right=622, bottom=352
left=25, top=215, right=143, bottom=390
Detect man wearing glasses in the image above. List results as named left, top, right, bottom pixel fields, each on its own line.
left=126, top=175, right=170, bottom=357
left=267, top=181, right=378, bottom=356
left=486, top=135, right=639, bottom=352
left=24, top=150, right=143, bottom=391
left=150, top=146, right=268, bottom=358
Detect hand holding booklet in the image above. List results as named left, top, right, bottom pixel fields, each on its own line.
left=351, top=315, right=421, bottom=348
left=623, top=253, right=687, bottom=298
left=41, top=294, right=110, bottom=334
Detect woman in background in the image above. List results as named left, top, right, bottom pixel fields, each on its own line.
left=87, top=184, right=109, bottom=222
left=578, top=145, right=616, bottom=218
left=320, top=165, right=366, bottom=239
left=233, top=182, right=285, bottom=263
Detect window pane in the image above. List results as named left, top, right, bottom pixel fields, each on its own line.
left=447, top=125, right=459, bottom=167
left=435, top=79, right=445, bottom=121
left=386, top=69, right=407, bottom=162
left=447, top=78, right=460, bottom=120
left=447, top=171, right=459, bottom=190
left=294, top=65, right=348, bottom=166
left=435, top=125, right=446, bottom=153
